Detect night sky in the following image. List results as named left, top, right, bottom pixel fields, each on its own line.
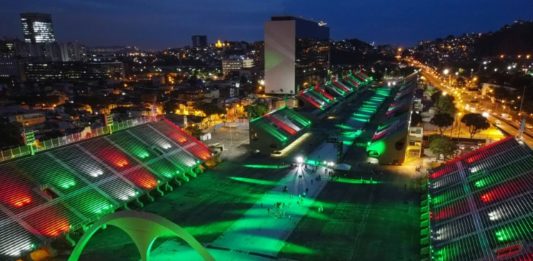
left=1, top=0, right=532, bottom=49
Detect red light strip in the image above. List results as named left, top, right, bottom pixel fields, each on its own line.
left=300, top=92, right=322, bottom=109
left=0, top=174, right=34, bottom=208
left=352, top=70, right=367, bottom=81
left=480, top=179, right=529, bottom=204
left=359, top=71, right=370, bottom=79
left=332, top=80, right=351, bottom=92
left=125, top=168, right=158, bottom=190
left=25, top=207, right=70, bottom=237
left=465, top=136, right=515, bottom=164
left=98, top=148, right=130, bottom=169
left=432, top=200, right=468, bottom=221
left=265, top=114, right=297, bottom=135
left=314, top=85, right=335, bottom=101
left=429, top=165, right=458, bottom=179
left=162, top=118, right=212, bottom=160
left=429, top=137, right=515, bottom=179
left=345, top=77, right=360, bottom=87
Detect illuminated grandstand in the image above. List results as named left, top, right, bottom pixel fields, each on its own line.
left=331, top=78, right=354, bottom=93
left=336, top=86, right=390, bottom=147
left=367, top=76, right=416, bottom=165
left=249, top=107, right=311, bottom=155
left=296, top=71, right=374, bottom=122
left=0, top=119, right=212, bottom=258
left=297, top=85, right=337, bottom=111
left=422, top=137, right=533, bottom=261
left=352, top=69, right=373, bottom=83
left=324, top=80, right=350, bottom=98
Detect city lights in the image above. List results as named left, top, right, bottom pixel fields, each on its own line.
left=0, top=4, right=531, bottom=261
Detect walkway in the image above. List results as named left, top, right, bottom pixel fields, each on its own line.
left=150, top=143, right=336, bottom=260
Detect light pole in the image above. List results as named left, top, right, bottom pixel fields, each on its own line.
left=442, top=68, right=452, bottom=92
left=455, top=112, right=463, bottom=138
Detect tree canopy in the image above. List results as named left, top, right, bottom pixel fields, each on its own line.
left=245, top=102, right=269, bottom=119
left=461, top=113, right=490, bottom=138
left=429, top=135, right=457, bottom=160
left=434, top=94, right=456, bottom=116
left=196, top=102, right=224, bottom=115
left=430, top=113, right=454, bottom=135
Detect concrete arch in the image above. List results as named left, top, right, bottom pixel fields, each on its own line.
left=68, top=211, right=214, bottom=261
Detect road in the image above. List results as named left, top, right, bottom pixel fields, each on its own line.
left=409, top=58, right=533, bottom=147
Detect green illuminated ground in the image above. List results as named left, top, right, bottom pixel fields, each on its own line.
left=77, top=152, right=419, bottom=261
left=278, top=165, right=420, bottom=261
left=76, top=82, right=420, bottom=261
left=77, top=160, right=291, bottom=260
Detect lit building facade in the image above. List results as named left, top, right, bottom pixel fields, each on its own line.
left=264, top=16, right=329, bottom=95
left=221, top=59, right=243, bottom=76
left=20, top=13, right=56, bottom=44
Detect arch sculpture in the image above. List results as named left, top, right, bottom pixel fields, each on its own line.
left=68, top=211, right=214, bottom=261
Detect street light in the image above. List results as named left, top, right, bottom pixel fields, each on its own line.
left=296, top=156, right=304, bottom=164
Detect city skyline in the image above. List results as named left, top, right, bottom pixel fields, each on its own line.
left=0, top=0, right=532, bottom=49
left=0, top=2, right=532, bottom=259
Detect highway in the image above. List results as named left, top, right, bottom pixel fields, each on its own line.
left=408, top=58, right=533, bottom=147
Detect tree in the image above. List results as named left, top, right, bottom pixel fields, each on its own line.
left=185, top=125, right=203, bottom=138
left=245, top=102, right=269, bottom=119
left=430, top=90, right=442, bottom=103
left=429, top=135, right=457, bottom=160
left=196, top=102, right=224, bottom=115
left=430, top=113, right=454, bottom=135
left=434, top=95, right=456, bottom=116
left=461, top=113, right=490, bottom=138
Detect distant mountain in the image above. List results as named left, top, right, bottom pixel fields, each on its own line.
left=474, top=21, right=533, bottom=57
left=412, top=20, right=533, bottom=66
left=330, top=38, right=393, bottom=65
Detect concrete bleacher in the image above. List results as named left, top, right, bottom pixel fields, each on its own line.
left=0, top=119, right=212, bottom=258
left=423, top=137, right=533, bottom=261
left=249, top=107, right=312, bottom=155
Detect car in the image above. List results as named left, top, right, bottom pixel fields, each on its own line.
left=501, top=113, right=512, bottom=120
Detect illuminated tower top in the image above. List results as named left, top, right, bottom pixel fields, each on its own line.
left=20, top=13, right=56, bottom=44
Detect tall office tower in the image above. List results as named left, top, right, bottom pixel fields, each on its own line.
left=191, top=35, right=208, bottom=48
left=20, top=13, right=56, bottom=44
left=264, top=16, right=329, bottom=95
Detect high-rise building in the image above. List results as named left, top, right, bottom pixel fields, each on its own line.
left=20, top=13, right=56, bottom=44
left=191, top=35, right=208, bottom=48
left=264, top=16, right=329, bottom=95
